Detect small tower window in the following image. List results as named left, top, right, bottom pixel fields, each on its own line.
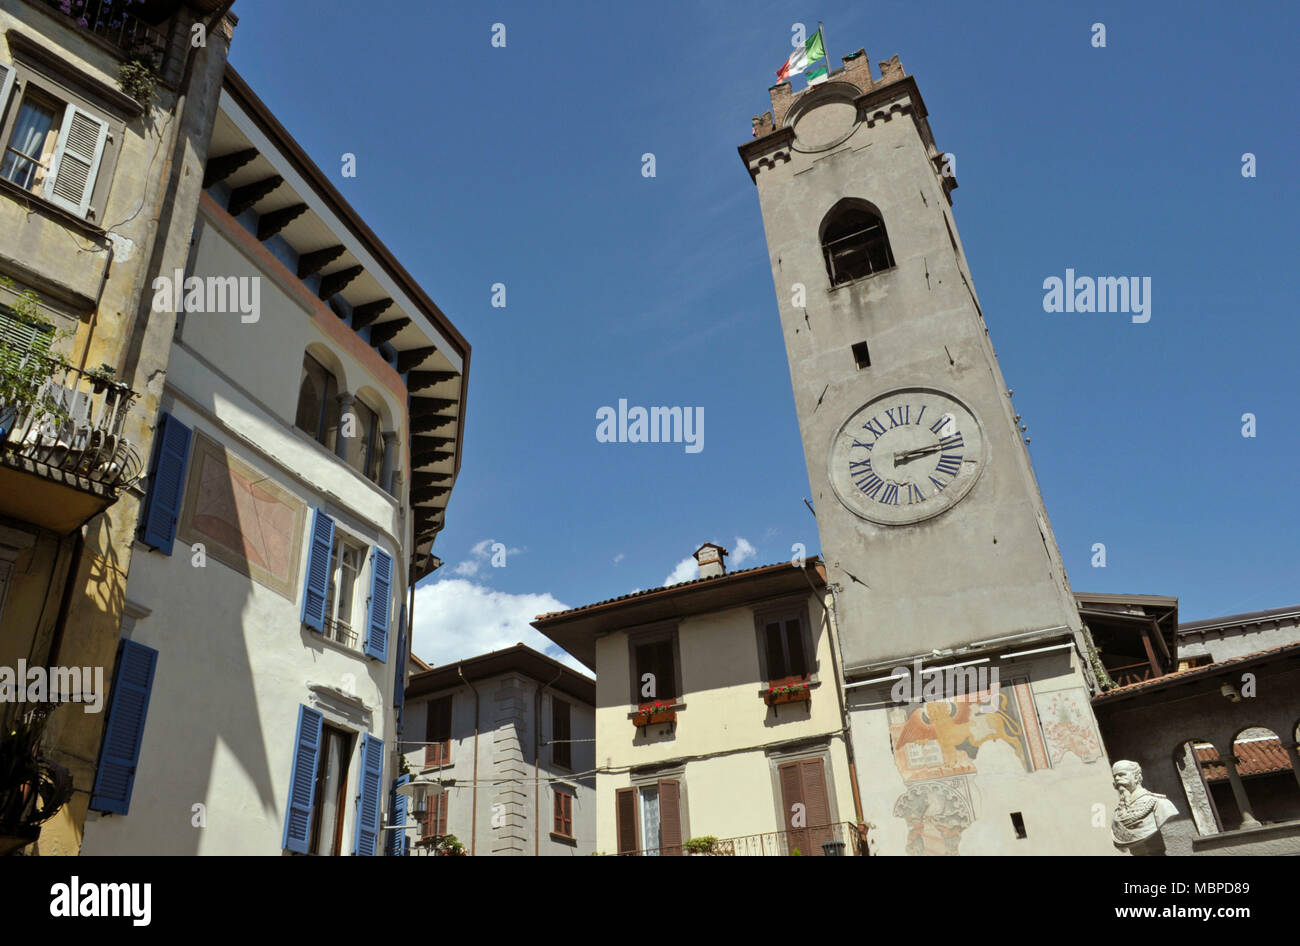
left=820, top=200, right=896, bottom=286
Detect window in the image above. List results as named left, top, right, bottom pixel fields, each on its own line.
left=0, top=304, right=54, bottom=362
left=762, top=616, right=809, bottom=686
left=821, top=200, right=896, bottom=285
left=323, top=535, right=364, bottom=648
left=632, top=635, right=678, bottom=704
left=421, top=790, right=448, bottom=838
left=351, top=397, right=382, bottom=483
left=778, top=757, right=834, bottom=856
left=295, top=353, right=338, bottom=449
left=553, top=789, right=574, bottom=838
left=424, top=696, right=452, bottom=767
left=616, top=780, right=683, bottom=856
left=551, top=698, right=572, bottom=769
left=309, top=725, right=353, bottom=856
left=0, top=63, right=114, bottom=221
left=1, top=89, right=59, bottom=193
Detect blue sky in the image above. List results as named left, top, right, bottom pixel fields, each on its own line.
left=229, top=1, right=1298, bottom=669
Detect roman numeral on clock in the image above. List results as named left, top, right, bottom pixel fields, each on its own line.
left=849, top=458, right=873, bottom=474
left=855, top=472, right=884, bottom=499
left=929, top=474, right=947, bottom=492
left=905, top=483, right=925, bottom=504
left=930, top=413, right=956, bottom=437
left=879, top=483, right=900, bottom=505
left=850, top=439, right=874, bottom=452
left=934, top=453, right=962, bottom=477
left=885, top=406, right=910, bottom=428
left=861, top=417, right=886, bottom=439
left=939, top=432, right=964, bottom=451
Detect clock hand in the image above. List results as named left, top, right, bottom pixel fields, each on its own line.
left=894, top=444, right=944, bottom=464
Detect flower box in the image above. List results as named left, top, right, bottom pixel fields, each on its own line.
left=765, top=685, right=811, bottom=706
left=633, top=702, right=677, bottom=727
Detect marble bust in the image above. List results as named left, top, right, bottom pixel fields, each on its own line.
left=1111, top=760, right=1178, bottom=855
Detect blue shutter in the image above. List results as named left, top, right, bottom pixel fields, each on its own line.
left=90, top=639, right=158, bottom=815
left=353, top=732, right=384, bottom=856
left=393, top=602, right=407, bottom=718
left=388, top=774, right=410, bottom=856
left=364, top=546, right=392, bottom=662
left=139, top=412, right=192, bottom=554
left=300, top=508, right=334, bottom=631
left=281, top=704, right=324, bottom=853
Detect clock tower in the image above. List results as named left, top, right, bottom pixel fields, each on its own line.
left=740, top=52, right=1119, bottom=855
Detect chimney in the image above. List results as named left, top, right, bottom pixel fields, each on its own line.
left=694, top=542, right=728, bottom=579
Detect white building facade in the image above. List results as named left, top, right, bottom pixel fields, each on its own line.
left=79, top=68, right=469, bottom=856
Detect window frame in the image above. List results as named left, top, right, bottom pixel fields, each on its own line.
left=552, top=787, right=574, bottom=839
left=752, top=596, right=819, bottom=688
left=0, top=57, right=125, bottom=225
left=819, top=199, right=897, bottom=288
left=423, top=694, right=453, bottom=768
left=308, top=723, right=354, bottom=857
left=421, top=788, right=448, bottom=838
left=295, top=352, right=338, bottom=450
left=622, top=768, right=689, bottom=856
left=551, top=696, right=572, bottom=770
left=626, top=621, right=683, bottom=708
left=323, top=533, right=365, bottom=648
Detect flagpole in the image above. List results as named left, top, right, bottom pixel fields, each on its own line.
left=820, top=21, right=831, bottom=78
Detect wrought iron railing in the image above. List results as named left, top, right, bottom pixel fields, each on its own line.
left=624, top=821, right=866, bottom=857
left=322, top=617, right=359, bottom=650
left=0, top=356, right=142, bottom=490
left=37, top=0, right=171, bottom=70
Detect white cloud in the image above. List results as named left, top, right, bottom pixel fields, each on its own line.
left=731, top=537, right=757, bottom=566
left=613, top=552, right=626, bottom=565
left=410, top=578, right=591, bottom=677
left=662, top=555, right=698, bottom=587
left=449, top=538, right=525, bottom=580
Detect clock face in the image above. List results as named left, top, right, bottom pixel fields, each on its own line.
left=827, top=387, right=986, bottom=526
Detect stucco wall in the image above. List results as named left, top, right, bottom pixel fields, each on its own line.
left=403, top=674, right=596, bottom=856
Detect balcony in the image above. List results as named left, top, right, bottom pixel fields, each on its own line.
left=36, top=0, right=172, bottom=71
left=628, top=822, right=867, bottom=857
left=0, top=357, right=143, bottom=533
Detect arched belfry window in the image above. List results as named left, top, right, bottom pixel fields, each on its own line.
left=820, top=199, right=896, bottom=286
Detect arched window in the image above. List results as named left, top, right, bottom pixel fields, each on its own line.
left=295, top=352, right=338, bottom=449
left=820, top=200, right=896, bottom=286
left=350, top=396, right=382, bottom=484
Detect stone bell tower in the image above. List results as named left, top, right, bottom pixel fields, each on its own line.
left=740, top=53, right=1118, bottom=856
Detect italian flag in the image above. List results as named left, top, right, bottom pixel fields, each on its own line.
left=775, top=28, right=826, bottom=83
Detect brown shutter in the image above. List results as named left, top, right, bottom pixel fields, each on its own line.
left=800, top=758, right=833, bottom=856
left=658, top=780, right=683, bottom=856
left=616, top=787, right=639, bottom=855
left=779, top=760, right=810, bottom=855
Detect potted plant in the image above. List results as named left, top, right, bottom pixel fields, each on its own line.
left=435, top=834, right=467, bottom=856
left=685, top=836, right=723, bottom=856
left=0, top=704, right=74, bottom=855
left=632, top=700, right=676, bottom=727
left=765, top=682, right=811, bottom=706
left=87, top=363, right=117, bottom=394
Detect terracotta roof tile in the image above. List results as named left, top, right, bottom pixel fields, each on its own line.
left=1092, top=640, right=1300, bottom=703
left=533, top=559, right=822, bottom=623
left=1194, top=739, right=1294, bottom=780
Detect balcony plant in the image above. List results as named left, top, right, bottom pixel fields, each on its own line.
left=765, top=682, right=811, bottom=706
left=684, top=836, right=724, bottom=856
left=0, top=704, right=75, bottom=856
left=0, top=281, right=72, bottom=442
left=632, top=700, right=676, bottom=727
